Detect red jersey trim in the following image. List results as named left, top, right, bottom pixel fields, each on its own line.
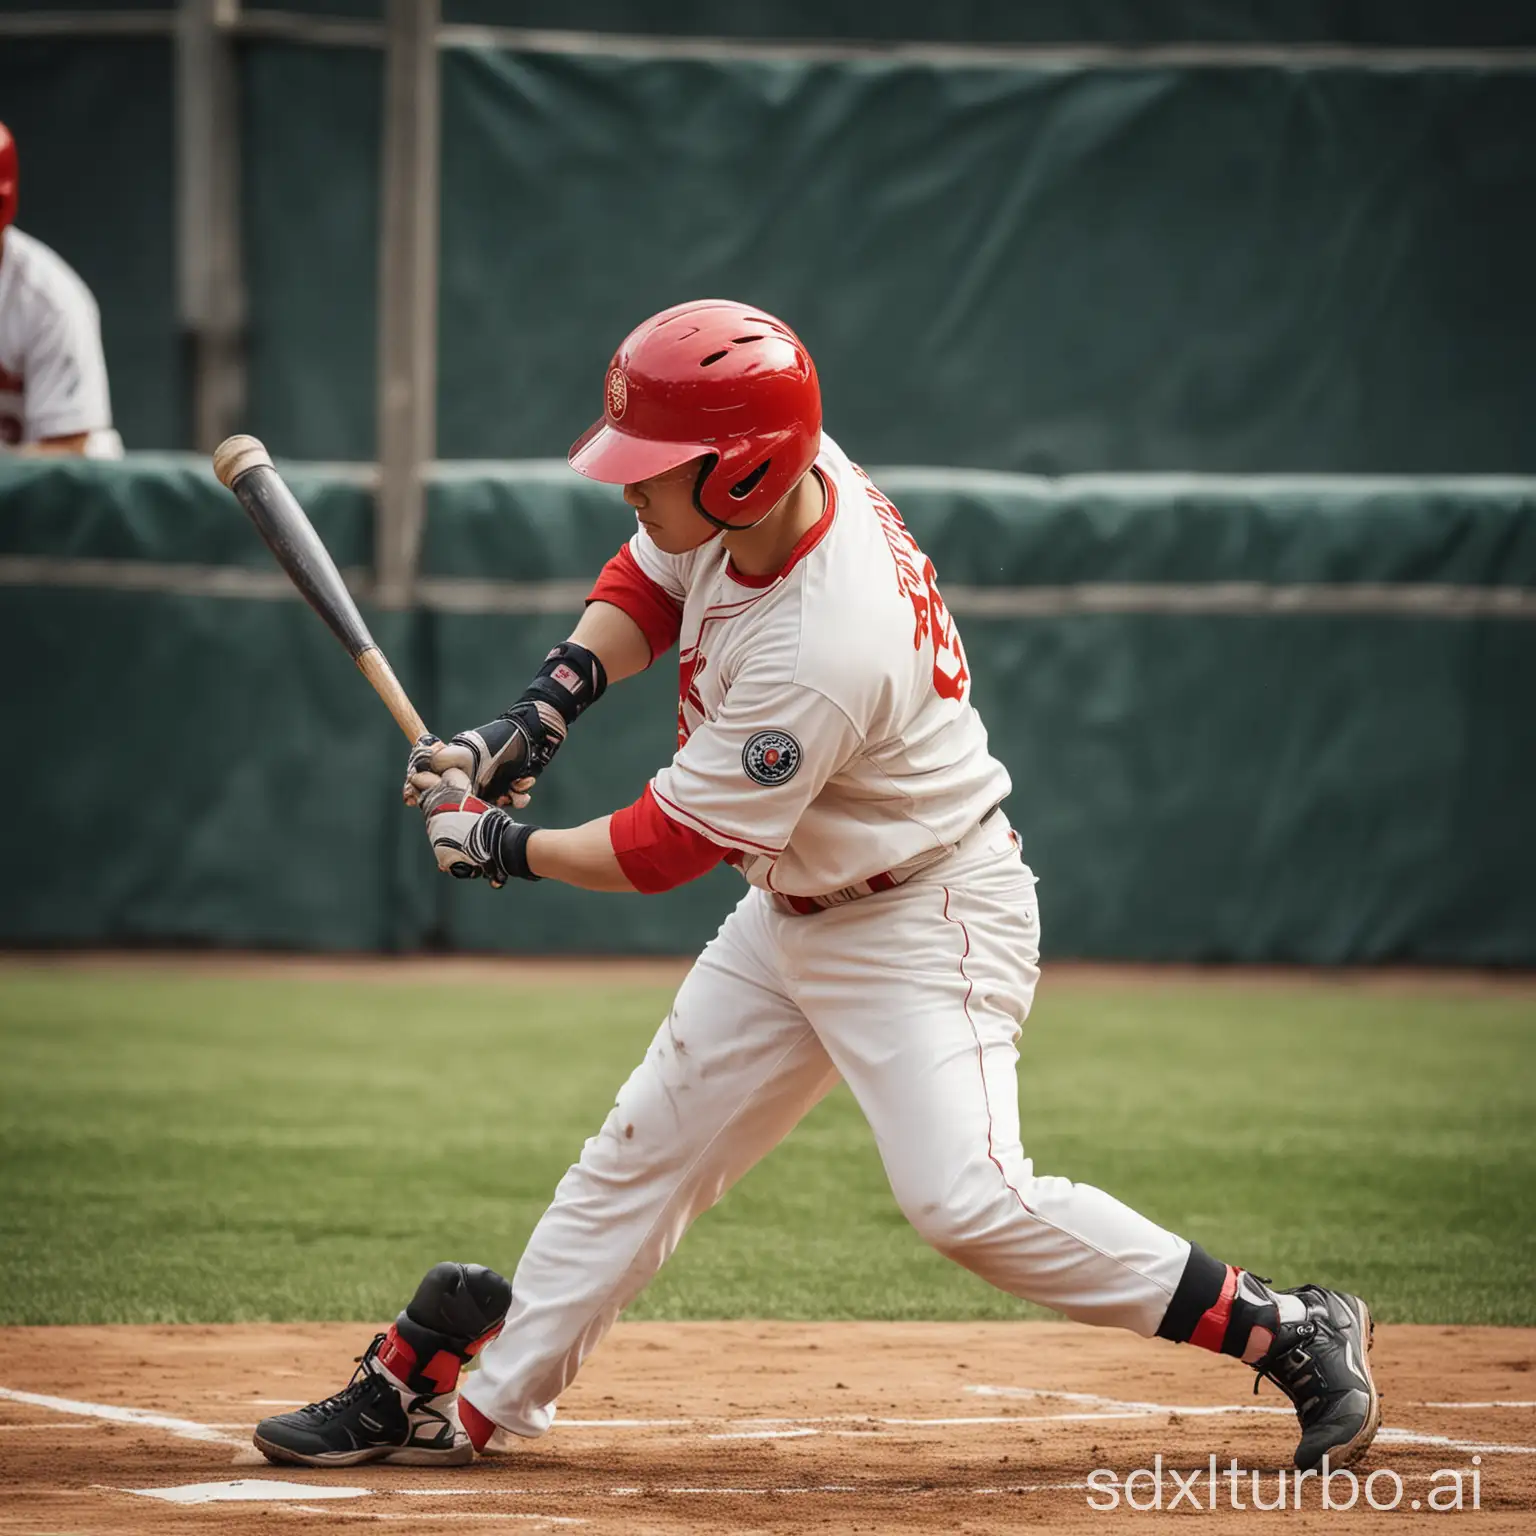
left=587, top=543, right=684, bottom=661
left=610, top=785, right=728, bottom=894
left=650, top=783, right=785, bottom=858
left=725, top=468, right=837, bottom=589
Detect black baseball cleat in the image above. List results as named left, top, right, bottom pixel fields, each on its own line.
left=1252, top=1286, right=1381, bottom=1472
left=253, top=1334, right=472, bottom=1468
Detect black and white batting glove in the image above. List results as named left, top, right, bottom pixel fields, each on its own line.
left=420, top=641, right=607, bottom=810
left=401, top=733, right=443, bottom=807
left=415, top=774, right=539, bottom=888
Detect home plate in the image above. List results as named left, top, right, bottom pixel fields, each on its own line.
left=124, top=1479, right=373, bottom=1503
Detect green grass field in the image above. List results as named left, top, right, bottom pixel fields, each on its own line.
left=0, top=964, right=1532, bottom=1328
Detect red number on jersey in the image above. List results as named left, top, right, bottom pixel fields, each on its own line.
left=920, top=555, right=969, bottom=701
left=859, top=468, right=971, bottom=703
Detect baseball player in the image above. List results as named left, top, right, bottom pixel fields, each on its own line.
left=0, top=122, right=123, bottom=458
left=255, top=299, right=1379, bottom=1475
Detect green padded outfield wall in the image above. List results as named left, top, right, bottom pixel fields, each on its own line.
left=3, top=458, right=1532, bottom=964
left=68, top=0, right=1527, bottom=43
left=439, top=49, right=1536, bottom=475
left=241, top=43, right=384, bottom=463
left=438, top=2, right=1536, bottom=45
left=6, top=30, right=1533, bottom=467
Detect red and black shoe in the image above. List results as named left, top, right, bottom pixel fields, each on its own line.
left=253, top=1261, right=512, bottom=1469
left=253, top=1333, right=471, bottom=1467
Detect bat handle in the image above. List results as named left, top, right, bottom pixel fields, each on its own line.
left=356, top=647, right=472, bottom=795
left=356, top=646, right=430, bottom=742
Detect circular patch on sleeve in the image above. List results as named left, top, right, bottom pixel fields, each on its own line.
left=742, top=729, right=802, bottom=787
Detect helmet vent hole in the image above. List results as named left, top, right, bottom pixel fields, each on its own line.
left=699, top=350, right=729, bottom=367
left=729, top=461, right=771, bottom=499
left=733, top=335, right=763, bottom=344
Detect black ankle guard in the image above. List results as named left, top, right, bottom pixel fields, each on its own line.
left=1157, top=1242, right=1228, bottom=1343
left=1156, top=1244, right=1279, bottom=1359
left=376, top=1262, right=512, bottom=1395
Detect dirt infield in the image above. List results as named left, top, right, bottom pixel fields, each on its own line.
left=3, top=1322, right=1533, bottom=1534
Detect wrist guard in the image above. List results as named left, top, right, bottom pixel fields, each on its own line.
left=512, top=641, right=607, bottom=727
left=490, top=816, right=540, bottom=883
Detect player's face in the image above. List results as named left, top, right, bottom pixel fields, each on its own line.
left=624, top=458, right=719, bottom=555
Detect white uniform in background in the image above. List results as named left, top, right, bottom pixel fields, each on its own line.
left=463, top=434, right=1194, bottom=1440
left=0, top=226, right=123, bottom=457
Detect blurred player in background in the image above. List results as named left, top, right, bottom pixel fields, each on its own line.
left=255, top=299, right=1380, bottom=1479
left=0, top=121, right=123, bottom=458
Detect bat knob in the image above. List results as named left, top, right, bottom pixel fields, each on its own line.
left=213, top=434, right=273, bottom=489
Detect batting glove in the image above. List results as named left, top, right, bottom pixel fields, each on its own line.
left=416, top=774, right=539, bottom=888
left=416, top=641, right=608, bottom=809
left=401, top=733, right=443, bottom=807
left=431, top=702, right=559, bottom=811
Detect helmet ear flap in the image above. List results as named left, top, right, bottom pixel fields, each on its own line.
left=728, top=461, right=772, bottom=500
left=691, top=456, right=720, bottom=523
left=690, top=454, right=773, bottom=532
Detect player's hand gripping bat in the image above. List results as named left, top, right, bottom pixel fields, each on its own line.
left=212, top=433, right=433, bottom=747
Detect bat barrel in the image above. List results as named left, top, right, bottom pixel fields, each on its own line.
left=213, top=431, right=430, bottom=744
left=214, top=433, right=379, bottom=663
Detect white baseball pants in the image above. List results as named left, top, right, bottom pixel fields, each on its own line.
left=463, top=812, right=1190, bottom=1438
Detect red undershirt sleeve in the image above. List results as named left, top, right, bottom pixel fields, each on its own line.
left=609, top=784, right=727, bottom=893
left=586, top=543, right=683, bottom=662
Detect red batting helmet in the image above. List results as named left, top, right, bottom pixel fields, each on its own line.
left=568, top=298, right=822, bottom=530
left=0, top=121, right=16, bottom=230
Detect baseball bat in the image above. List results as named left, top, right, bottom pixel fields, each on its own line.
left=212, top=434, right=430, bottom=744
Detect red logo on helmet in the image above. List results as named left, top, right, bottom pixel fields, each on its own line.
left=606, top=367, right=628, bottom=421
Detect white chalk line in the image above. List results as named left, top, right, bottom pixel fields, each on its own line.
left=707, top=1427, right=821, bottom=1440
left=295, top=1516, right=585, bottom=1526
left=964, top=1384, right=1536, bottom=1455
left=971, top=1386, right=1536, bottom=1412
left=1375, top=1427, right=1536, bottom=1455
left=551, top=1417, right=694, bottom=1427
left=239, top=1405, right=698, bottom=1424
left=367, top=1483, right=918, bottom=1498
left=143, top=1475, right=1515, bottom=1502
left=0, top=1385, right=239, bottom=1444
left=968, top=1384, right=1180, bottom=1411
left=8, top=1373, right=1536, bottom=1515
left=969, top=1383, right=1536, bottom=1414
left=190, top=1405, right=1536, bottom=1455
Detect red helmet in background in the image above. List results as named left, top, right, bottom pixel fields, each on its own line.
left=0, top=121, right=16, bottom=230
left=568, top=298, right=822, bottom=530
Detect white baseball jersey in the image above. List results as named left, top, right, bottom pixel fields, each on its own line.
left=0, top=227, right=121, bottom=455
left=626, top=434, right=1011, bottom=898
left=463, top=430, right=1202, bottom=1454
